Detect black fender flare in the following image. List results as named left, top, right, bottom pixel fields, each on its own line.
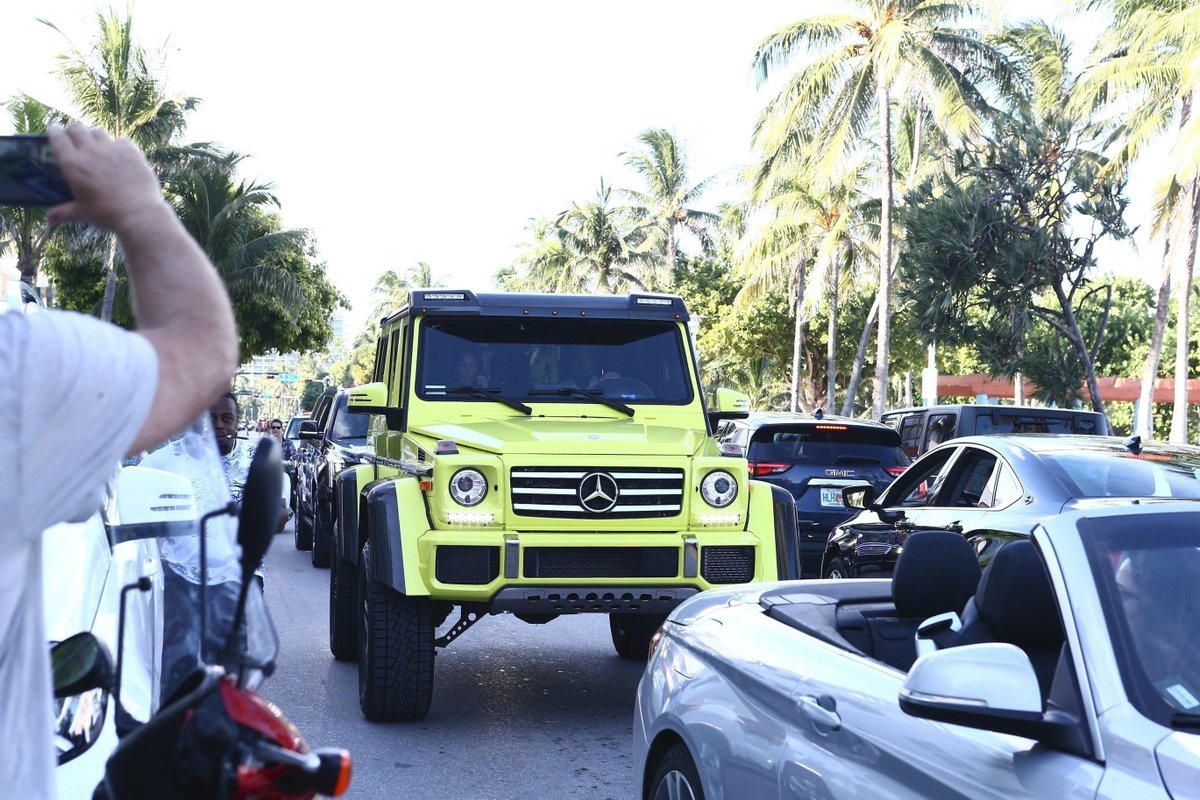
left=770, top=484, right=803, bottom=581
left=334, top=469, right=361, bottom=564
left=363, top=479, right=406, bottom=593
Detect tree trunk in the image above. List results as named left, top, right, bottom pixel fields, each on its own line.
left=1049, top=282, right=1107, bottom=416
left=1138, top=238, right=1174, bottom=437
left=790, top=261, right=808, bottom=413
left=841, top=292, right=879, bottom=417
left=1170, top=178, right=1200, bottom=442
left=872, top=86, right=896, bottom=419
left=826, top=266, right=839, bottom=413
left=100, top=233, right=118, bottom=322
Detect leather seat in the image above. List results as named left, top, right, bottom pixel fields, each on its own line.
left=957, top=540, right=1064, bottom=694
left=852, top=531, right=982, bottom=671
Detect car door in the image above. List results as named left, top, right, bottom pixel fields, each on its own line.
left=782, top=643, right=1100, bottom=799
left=886, top=444, right=994, bottom=535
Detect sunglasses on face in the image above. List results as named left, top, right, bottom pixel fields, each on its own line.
left=271, top=425, right=282, bottom=430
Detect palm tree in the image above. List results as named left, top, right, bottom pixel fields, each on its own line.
left=168, top=152, right=303, bottom=294
left=1075, top=0, right=1200, bottom=439
left=511, top=216, right=578, bottom=293
left=554, top=182, right=657, bottom=293
left=40, top=9, right=200, bottom=321
left=370, top=261, right=445, bottom=321
left=620, top=129, right=718, bottom=275
left=751, top=1, right=1014, bottom=417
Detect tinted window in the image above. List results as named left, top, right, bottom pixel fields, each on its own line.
left=940, top=449, right=998, bottom=507
left=973, top=411, right=1101, bottom=435
left=747, top=425, right=907, bottom=467
left=1083, top=517, right=1200, bottom=726
left=886, top=447, right=956, bottom=507
left=330, top=399, right=369, bottom=442
left=898, top=415, right=923, bottom=458
left=416, top=316, right=693, bottom=405
left=1044, top=451, right=1200, bottom=499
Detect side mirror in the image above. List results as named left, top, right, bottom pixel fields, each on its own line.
left=298, top=420, right=322, bottom=440
left=237, top=437, right=282, bottom=578
left=110, top=466, right=199, bottom=544
left=52, top=632, right=113, bottom=699
left=842, top=484, right=876, bottom=510
left=714, top=388, right=751, bottom=413
left=347, top=381, right=403, bottom=430
left=900, top=643, right=1043, bottom=730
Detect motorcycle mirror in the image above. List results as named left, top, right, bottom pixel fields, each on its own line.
left=51, top=632, right=113, bottom=699
left=237, top=437, right=282, bottom=577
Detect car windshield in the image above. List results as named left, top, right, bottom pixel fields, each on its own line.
left=1081, top=515, right=1200, bottom=727
left=415, top=316, right=693, bottom=405
left=747, top=425, right=908, bottom=467
left=1041, top=449, right=1200, bottom=499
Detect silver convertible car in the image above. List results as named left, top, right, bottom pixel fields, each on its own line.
left=634, top=501, right=1200, bottom=799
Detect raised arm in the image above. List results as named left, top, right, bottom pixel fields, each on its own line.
left=47, top=124, right=238, bottom=453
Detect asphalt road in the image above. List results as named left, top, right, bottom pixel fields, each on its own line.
left=260, top=524, right=646, bottom=800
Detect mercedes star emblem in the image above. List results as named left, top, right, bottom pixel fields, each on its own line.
left=578, top=472, right=620, bottom=513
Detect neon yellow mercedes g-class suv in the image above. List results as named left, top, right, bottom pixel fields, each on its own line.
left=331, top=290, right=801, bottom=721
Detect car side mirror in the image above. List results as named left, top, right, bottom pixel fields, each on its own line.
left=347, top=381, right=403, bottom=430
left=900, top=643, right=1049, bottom=735
left=842, top=484, right=876, bottom=510
left=110, top=466, right=199, bottom=544
left=52, top=632, right=113, bottom=699
left=298, top=420, right=321, bottom=440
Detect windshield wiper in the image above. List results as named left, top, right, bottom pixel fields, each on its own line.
left=528, top=387, right=634, bottom=417
left=448, top=386, right=532, bottom=415
left=1171, top=712, right=1200, bottom=731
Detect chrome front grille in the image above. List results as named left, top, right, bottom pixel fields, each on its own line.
left=510, top=466, right=684, bottom=519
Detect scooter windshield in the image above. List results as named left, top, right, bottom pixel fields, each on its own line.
left=133, top=414, right=280, bottom=702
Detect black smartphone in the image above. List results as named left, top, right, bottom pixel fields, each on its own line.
left=0, top=135, right=73, bottom=206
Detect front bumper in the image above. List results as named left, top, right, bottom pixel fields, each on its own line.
left=491, top=586, right=699, bottom=615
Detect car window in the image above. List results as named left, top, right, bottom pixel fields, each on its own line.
left=885, top=447, right=957, bottom=507
left=924, top=413, right=957, bottom=450
left=330, top=400, right=369, bottom=442
left=978, top=461, right=1022, bottom=509
left=898, top=414, right=923, bottom=458
left=747, top=424, right=906, bottom=467
left=285, top=417, right=309, bottom=440
left=939, top=449, right=999, bottom=508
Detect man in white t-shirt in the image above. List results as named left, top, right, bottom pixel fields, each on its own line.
left=0, top=123, right=237, bottom=798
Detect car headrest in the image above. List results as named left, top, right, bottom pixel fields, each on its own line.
left=892, top=531, right=982, bottom=619
left=974, top=540, right=1063, bottom=648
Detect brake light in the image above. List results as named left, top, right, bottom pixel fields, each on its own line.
left=814, top=424, right=848, bottom=431
left=749, top=462, right=789, bottom=477
left=884, top=466, right=907, bottom=477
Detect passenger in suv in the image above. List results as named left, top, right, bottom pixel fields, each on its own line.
left=715, top=411, right=909, bottom=577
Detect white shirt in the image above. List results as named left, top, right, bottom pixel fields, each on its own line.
left=0, top=311, right=156, bottom=799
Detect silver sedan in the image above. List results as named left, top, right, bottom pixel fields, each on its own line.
left=634, top=501, right=1200, bottom=799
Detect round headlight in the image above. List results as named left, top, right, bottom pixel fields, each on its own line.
left=449, top=469, right=488, bottom=507
left=700, top=470, right=738, bottom=508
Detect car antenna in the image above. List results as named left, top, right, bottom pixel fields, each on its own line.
left=813, top=408, right=824, bottom=420
left=1124, top=434, right=1142, bottom=455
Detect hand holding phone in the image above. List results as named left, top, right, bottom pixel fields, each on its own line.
left=0, top=135, right=73, bottom=206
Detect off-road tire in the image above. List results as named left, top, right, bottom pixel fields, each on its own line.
left=648, top=742, right=705, bottom=800
left=329, top=552, right=358, bottom=661
left=357, top=555, right=434, bottom=721
left=609, top=612, right=667, bottom=661
left=824, top=557, right=849, bottom=579
left=311, top=496, right=332, bottom=568
left=294, top=503, right=313, bottom=551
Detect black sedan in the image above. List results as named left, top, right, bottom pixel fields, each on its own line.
left=823, top=434, right=1200, bottom=578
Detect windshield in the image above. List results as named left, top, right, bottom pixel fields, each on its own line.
left=1082, top=515, right=1200, bottom=727
left=415, top=316, right=693, bottom=405
left=1042, top=449, right=1200, bottom=499
left=285, top=416, right=309, bottom=440
left=331, top=401, right=370, bottom=442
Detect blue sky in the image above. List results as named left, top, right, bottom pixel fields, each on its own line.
left=1, top=0, right=1148, bottom=340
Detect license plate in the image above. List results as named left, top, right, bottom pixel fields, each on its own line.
left=819, top=487, right=844, bottom=507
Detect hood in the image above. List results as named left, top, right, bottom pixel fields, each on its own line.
left=410, top=417, right=707, bottom=457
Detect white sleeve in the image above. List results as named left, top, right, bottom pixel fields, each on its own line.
left=16, top=311, right=158, bottom=540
